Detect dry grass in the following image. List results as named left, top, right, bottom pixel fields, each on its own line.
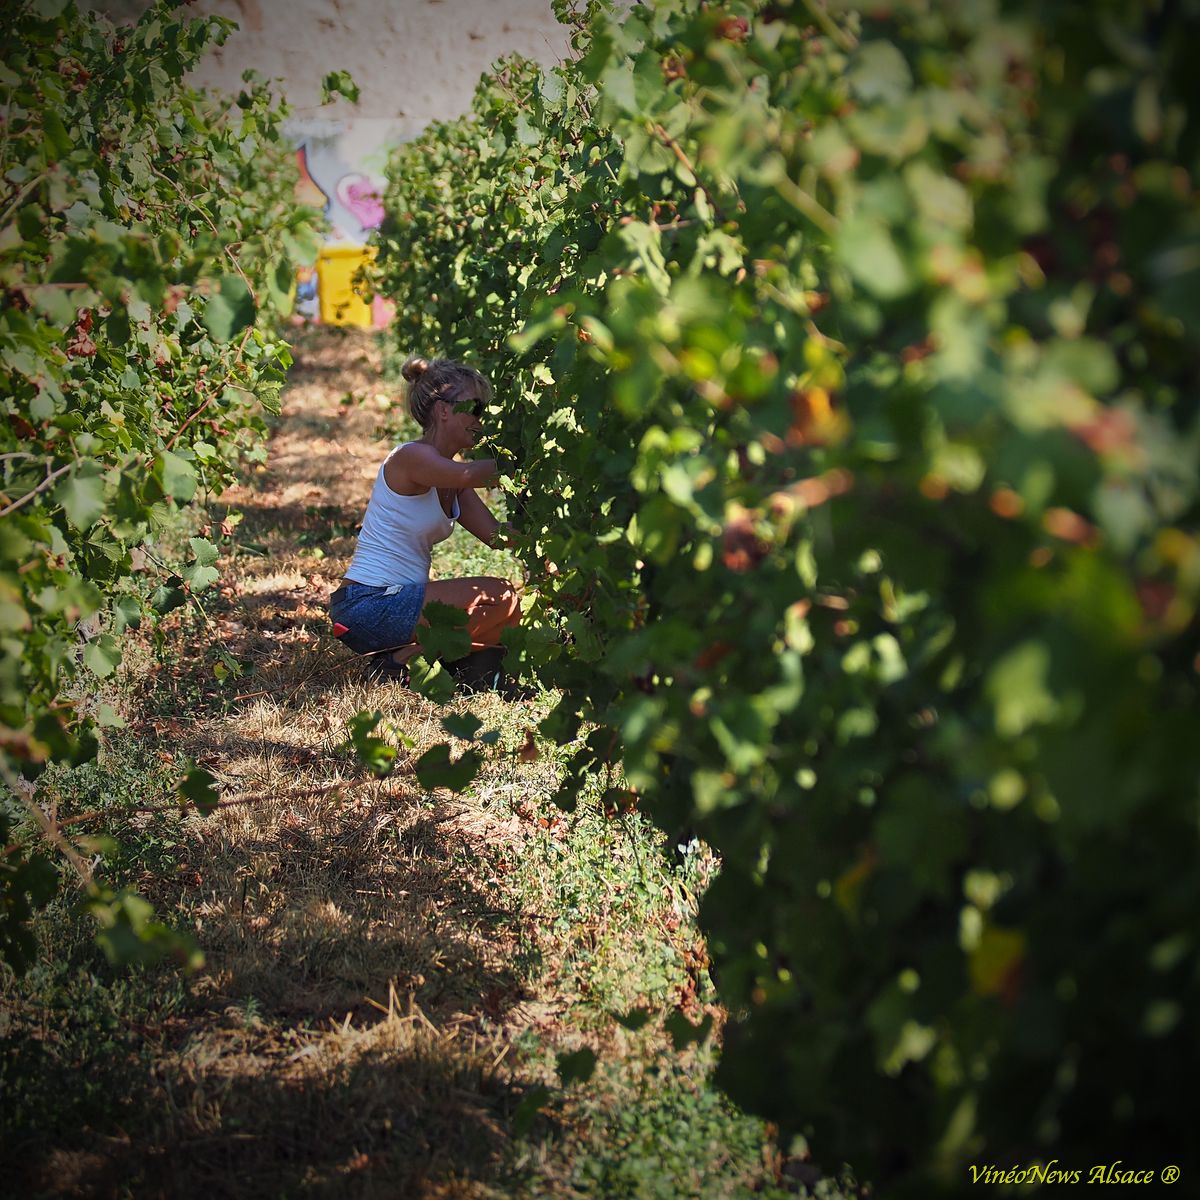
left=124, top=331, right=550, bottom=1196
left=2, top=329, right=816, bottom=1200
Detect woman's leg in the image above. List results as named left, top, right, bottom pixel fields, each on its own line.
left=391, top=576, right=520, bottom=664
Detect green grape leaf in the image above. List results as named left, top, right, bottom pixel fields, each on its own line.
left=835, top=214, right=912, bottom=299
left=88, top=888, right=204, bottom=971
left=32, top=0, right=71, bottom=19
left=42, top=111, right=74, bottom=160
left=55, top=466, right=105, bottom=529
left=82, top=633, right=122, bottom=678
left=414, top=743, right=481, bottom=793
left=321, top=70, right=360, bottom=104
left=112, top=594, right=142, bottom=632
left=555, top=1047, right=597, bottom=1086
left=344, top=710, right=397, bottom=776
left=0, top=578, right=31, bottom=633
left=258, top=381, right=283, bottom=416
left=150, top=584, right=187, bottom=615
left=202, top=274, right=256, bottom=341
left=157, top=450, right=197, bottom=501
left=181, top=562, right=219, bottom=592
left=188, top=536, right=219, bottom=566
left=408, top=656, right=456, bottom=704
left=419, top=601, right=472, bottom=662
left=178, top=767, right=220, bottom=816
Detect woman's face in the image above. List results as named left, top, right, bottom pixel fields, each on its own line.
left=443, top=387, right=484, bottom=450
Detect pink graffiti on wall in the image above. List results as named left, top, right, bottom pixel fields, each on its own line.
left=335, top=174, right=385, bottom=230
left=291, top=143, right=393, bottom=328
left=294, top=144, right=385, bottom=236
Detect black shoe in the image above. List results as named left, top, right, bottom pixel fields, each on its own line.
left=494, top=676, right=538, bottom=701
left=443, top=647, right=506, bottom=693
left=443, top=647, right=536, bottom=698
left=363, top=655, right=410, bottom=685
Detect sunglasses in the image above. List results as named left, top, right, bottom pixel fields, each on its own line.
left=451, top=396, right=485, bottom=419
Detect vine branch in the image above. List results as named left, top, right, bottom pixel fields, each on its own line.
left=164, top=323, right=255, bottom=451
left=0, top=756, right=93, bottom=887
left=650, top=123, right=726, bottom=223
left=0, top=170, right=48, bottom=229
left=774, top=174, right=837, bottom=236
left=149, top=164, right=257, bottom=303
left=0, top=460, right=77, bottom=519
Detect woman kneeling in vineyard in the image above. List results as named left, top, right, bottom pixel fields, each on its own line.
left=329, top=357, right=520, bottom=688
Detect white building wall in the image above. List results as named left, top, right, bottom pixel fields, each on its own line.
left=90, top=0, right=573, bottom=245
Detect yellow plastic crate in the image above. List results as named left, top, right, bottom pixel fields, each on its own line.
left=317, top=244, right=376, bottom=327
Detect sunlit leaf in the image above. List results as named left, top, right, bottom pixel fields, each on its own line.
left=55, top=466, right=105, bottom=529
left=82, top=633, right=122, bottom=678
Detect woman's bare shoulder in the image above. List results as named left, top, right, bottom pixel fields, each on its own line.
left=383, top=443, right=437, bottom=494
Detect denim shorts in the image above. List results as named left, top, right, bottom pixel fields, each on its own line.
left=328, top=580, right=426, bottom=656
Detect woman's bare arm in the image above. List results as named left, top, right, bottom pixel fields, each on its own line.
left=385, top=443, right=497, bottom=493
left=457, top=486, right=503, bottom=547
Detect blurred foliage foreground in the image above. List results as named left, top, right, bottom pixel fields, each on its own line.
left=373, top=0, right=1200, bottom=1193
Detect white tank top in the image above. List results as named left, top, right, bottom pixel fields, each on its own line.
left=345, top=444, right=460, bottom=586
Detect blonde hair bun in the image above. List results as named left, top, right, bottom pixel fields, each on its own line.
left=401, top=356, right=430, bottom=383
left=402, top=357, right=493, bottom=430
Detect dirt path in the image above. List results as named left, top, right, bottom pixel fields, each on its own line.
left=116, top=329, right=567, bottom=1196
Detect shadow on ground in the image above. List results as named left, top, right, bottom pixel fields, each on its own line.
left=10, top=1029, right=535, bottom=1199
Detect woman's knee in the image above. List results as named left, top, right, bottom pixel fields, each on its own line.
left=464, top=580, right=519, bottom=637
left=471, top=576, right=518, bottom=611
left=488, top=578, right=521, bottom=622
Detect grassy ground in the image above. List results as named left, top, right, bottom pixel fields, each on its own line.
left=1, top=328, right=855, bottom=1199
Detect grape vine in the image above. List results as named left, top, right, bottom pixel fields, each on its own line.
left=375, top=0, right=1199, bottom=1189
left=1, top=0, right=318, bottom=969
